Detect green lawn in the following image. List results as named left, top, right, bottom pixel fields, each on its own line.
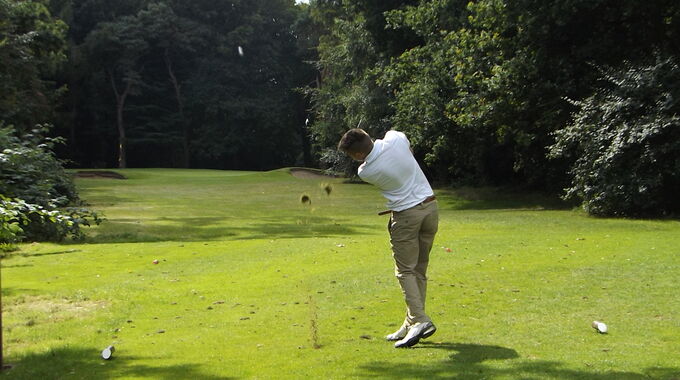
left=2, top=168, right=679, bottom=379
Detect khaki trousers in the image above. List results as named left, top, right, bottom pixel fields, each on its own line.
left=389, top=200, right=439, bottom=325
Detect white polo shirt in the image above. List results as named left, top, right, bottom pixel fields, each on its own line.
left=358, top=130, right=434, bottom=212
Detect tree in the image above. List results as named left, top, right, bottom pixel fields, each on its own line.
left=310, top=0, right=680, bottom=194
left=51, top=0, right=147, bottom=167
left=0, top=0, right=67, bottom=133
left=380, top=0, right=496, bottom=183
left=58, top=0, right=312, bottom=170
left=172, top=0, right=308, bottom=170
left=135, top=2, right=208, bottom=168
left=308, top=0, right=420, bottom=176
left=550, top=56, right=680, bottom=216
left=290, top=2, right=323, bottom=167
left=83, top=14, right=148, bottom=168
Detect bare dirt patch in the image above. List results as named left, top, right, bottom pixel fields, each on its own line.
left=290, top=168, right=339, bottom=180
left=75, top=170, right=126, bottom=179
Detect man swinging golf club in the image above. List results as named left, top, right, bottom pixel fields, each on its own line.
left=338, top=128, right=438, bottom=348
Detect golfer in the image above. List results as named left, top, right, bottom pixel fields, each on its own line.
left=338, top=128, right=438, bottom=348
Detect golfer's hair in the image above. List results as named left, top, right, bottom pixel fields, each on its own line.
left=338, top=128, right=372, bottom=155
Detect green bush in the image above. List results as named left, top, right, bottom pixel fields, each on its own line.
left=0, top=196, right=29, bottom=248
left=0, top=196, right=80, bottom=248
left=550, top=56, right=680, bottom=217
left=1, top=124, right=102, bottom=242
left=0, top=196, right=102, bottom=247
left=0, top=124, right=78, bottom=207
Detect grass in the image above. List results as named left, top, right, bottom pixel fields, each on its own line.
left=2, top=168, right=680, bottom=379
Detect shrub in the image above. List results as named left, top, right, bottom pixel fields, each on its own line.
left=0, top=196, right=30, bottom=250
left=550, top=56, right=680, bottom=217
left=0, top=195, right=102, bottom=247
left=1, top=124, right=102, bottom=242
left=0, top=124, right=78, bottom=207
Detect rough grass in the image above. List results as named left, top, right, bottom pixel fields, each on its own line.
left=2, top=168, right=679, bottom=379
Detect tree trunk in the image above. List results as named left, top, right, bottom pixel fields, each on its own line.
left=110, top=71, right=131, bottom=169
left=297, top=98, right=312, bottom=167
left=116, top=96, right=127, bottom=169
left=165, top=49, right=190, bottom=168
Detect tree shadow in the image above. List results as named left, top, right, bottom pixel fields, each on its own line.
left=0, top=346, right=232, bottom=380
left=0, top=263, right=33, bottom=269
left=15, top=249, right=81, bottom=258
left=1, top=287, right=40, bottom=297
left=79, top=215, right=379, bottom=244
left=232, top=215, right=378, bottom=241
left=358, top=341, right=680, bottom=379
left=0, top=249, right=82, bottom=265
left=436, top=188, right=575, bottom=211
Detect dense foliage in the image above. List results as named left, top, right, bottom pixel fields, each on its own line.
left=54, top=0, right=316, bottom=170
left=0, top=196, right=40, bottom=247
left=0, top=195, right=99, bottom=247
left=550, top=57, right=680, bottom=217
left=0, top=125, right=76, bottom=206
left=0, top=125, right=101, bottom=244
left=0, top=0, right=67, bottom=132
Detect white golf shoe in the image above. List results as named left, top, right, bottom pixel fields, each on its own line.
left=394, top=321, right=436, bottom=348
left=385, top=324, right=410, bottom=341
left=421, top=322, right=437, bottom=339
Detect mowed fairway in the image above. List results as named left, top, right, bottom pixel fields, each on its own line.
left=2, top=169, right=680, bottom=379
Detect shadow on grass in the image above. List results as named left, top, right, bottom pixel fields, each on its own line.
left=81, top=215, right=379, bottom=244
left=1, top=287, right=41, bottom=297
left=0, top=250, right=81, bottom=266
left=359, top=341, right=680, bottom=379
left=414, top=342, right=519, bottom=362
left=15, top=249, right=81, bottom=258
left=0, top=346, right=231, bottom=380
left=436, top=187, right=575, bottom=211
left=0, top=263, right=33, bottom=269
